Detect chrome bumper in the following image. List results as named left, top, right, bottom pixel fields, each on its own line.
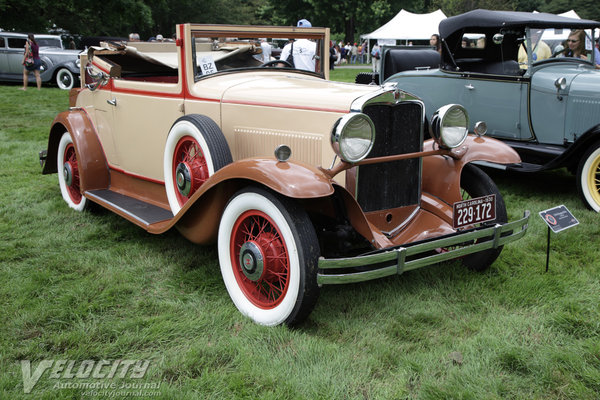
left=317, top=211, right=530, bottom=285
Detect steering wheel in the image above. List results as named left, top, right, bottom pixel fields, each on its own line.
left=261, top=59, right=293, bottom=68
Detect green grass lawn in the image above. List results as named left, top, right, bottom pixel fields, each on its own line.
left=1, top=83, right=599, bottom=399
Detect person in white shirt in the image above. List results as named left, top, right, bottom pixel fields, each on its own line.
left=259, top=38, right=272, bottom=63
left=279, top=19, right=317, bottom=72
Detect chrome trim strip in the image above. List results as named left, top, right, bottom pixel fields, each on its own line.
left=317, top=211, right=530, bottom=285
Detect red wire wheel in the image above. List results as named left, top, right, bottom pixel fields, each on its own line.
left=63, top=143, right=83, bottom=204
left=230, top=210, right=290, bottom=309
left=172, top=136, right=209, bottom=206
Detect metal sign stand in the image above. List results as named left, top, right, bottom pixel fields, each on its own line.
left=545, top=226, right=551, bottom=272
left=539, top=205, right=579, bottom=273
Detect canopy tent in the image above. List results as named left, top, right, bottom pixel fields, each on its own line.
left=362, top=9, right=447, bottom=41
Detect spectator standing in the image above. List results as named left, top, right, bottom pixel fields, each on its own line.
left=559, top=30, right=589, bottom=60
left=357, top=42, right=364, bottom=64
left=345, top=42, right=351, bottom=63
left=350, top=43, right=358, bottom=64
left=21, top=34, right=41, bottom=90
left=430, top=34, right=441, bottom=53
left=371, top=43, right=381, bottom=73
left=279, top=19, right=316, bottom=71
left=128, top=33, right=140, bottom=41
left=260, top=38, right=272, bottom=63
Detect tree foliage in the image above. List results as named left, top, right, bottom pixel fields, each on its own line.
left=0, top=0, right=598, bottom=41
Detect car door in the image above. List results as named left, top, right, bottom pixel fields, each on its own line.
left=460, top=74, right=527, bottom=140
left=109, top=80, right=184, bottom=182
left=6, top=37, right=27, bottom=76
left=0, top=37, right=9, bottom=74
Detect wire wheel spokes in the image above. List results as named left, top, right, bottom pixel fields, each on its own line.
left=589, top=156, right=600, bottom=204
left=172, top=137, right=209, bottom=205
left=63, top=143, right=82, bottom=204
left=231, top=210, right=290, bottom=309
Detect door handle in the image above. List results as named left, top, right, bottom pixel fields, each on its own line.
left=107, top=98, right=117, bottom=106
left=465, top=84, right=475, bottom=90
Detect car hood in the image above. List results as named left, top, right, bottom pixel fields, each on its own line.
left=219, top=73, right=385, bottom=113
left=39, top=48, right=82, bottom=56
left=531, top=64, right=600, bottom=95
left=568, top=69, right=600, bottom=97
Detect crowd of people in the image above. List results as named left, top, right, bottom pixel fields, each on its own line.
left=17, top=18, right=600, bottom=90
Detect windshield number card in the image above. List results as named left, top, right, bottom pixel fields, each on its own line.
left=199, top=56, right=217, bottom=75
left=453, top=194, right=496, bottom=229
left=539, top=205, right=579, bottom=233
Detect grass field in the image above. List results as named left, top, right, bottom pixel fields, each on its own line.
left=1, top=78, right=599, bottom=399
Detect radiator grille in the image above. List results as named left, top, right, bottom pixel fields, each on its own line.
left=356, top=102, right=423, bottom=212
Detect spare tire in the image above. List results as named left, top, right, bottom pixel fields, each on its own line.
left=355, top=72, right=379, bottom=85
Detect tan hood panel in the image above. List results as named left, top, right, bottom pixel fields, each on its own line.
left=219, top=73, right=381, bottom=113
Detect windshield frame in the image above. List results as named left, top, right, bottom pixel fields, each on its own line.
left=189, top=24, right=330, bottom=81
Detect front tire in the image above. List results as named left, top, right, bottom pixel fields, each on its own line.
left=56, top=68, right=75, bottom=90
left=164, top=115, right=232, bottom=214
left=218, top=187, right=320, bottom=326
left=577, top=142, right=600, bottom=212
left=57, top=132, right=88, bottom=211
left=458, top=164, right=507, bottom=271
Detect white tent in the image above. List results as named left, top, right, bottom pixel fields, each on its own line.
left=362, top=9, right=447, bottom=41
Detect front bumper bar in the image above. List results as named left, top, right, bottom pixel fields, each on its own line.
left=317, top=211, right=530, bottom=285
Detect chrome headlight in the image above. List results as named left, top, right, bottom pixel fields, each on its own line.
left=430, top=104, right=469, bottom=149
left=76, top=58, right=81, bottom=68
left=331, top=113, right=375, bottom=163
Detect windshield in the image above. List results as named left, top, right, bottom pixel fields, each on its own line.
left=190, top=26, right=328, bottom=80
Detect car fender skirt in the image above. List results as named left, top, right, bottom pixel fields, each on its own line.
left=173, top=158, right=335, bottom=244
left=44, top=110, right=109, bottom=192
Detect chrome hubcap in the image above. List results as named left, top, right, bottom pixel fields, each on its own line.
left=63, top=162, right=73, bottom=186
left=175, top=162, right=192, bottom=197
left=239, top=241, right=265, bottom=281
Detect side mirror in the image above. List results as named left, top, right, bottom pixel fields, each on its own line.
left=493, top=34, right=504, bottom=45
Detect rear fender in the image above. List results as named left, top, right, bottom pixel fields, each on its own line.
left=43, top=109, right=109, bottom=192
left=422, top=135, right=520, bottom=203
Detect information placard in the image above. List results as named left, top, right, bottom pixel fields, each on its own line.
left=539, top=205, right=579, bottom=233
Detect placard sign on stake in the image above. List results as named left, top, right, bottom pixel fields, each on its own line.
left=538, top=205, right=579, bottom=272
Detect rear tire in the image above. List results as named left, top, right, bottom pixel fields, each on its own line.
left=56, top=68, right=75, bottom=90
left=57, top=132, right=88, bottom=211
left=576, top=142, right=600, bottom=212
left=355, top=72, right=379, bottom=85
left=459, top=164, right=507, bottom=271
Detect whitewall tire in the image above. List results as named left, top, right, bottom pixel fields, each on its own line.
left=217, top=187, right=319, bottom=326
left=163, top=115, right=232, bottom=214
left=57, top=132, right=88, bottom=211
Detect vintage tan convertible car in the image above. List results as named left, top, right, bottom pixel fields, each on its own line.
left=41, top=24, right=529, bottom=326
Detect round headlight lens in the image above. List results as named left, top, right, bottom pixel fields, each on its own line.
left=431, top=104, right=469, bottom=149
left=331, top=113, right=375, bottom=163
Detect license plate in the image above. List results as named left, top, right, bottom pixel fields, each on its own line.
left=453, top=194, right=496, bottom=229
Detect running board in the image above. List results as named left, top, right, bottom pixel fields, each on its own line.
left=85, top=189, right=173, bottom=227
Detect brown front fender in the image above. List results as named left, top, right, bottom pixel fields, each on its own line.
left=422, top=135, right=521, bottom=204
left=171, top=158, right=336, bottom=244
left=43, top=109, right=109, bottom=192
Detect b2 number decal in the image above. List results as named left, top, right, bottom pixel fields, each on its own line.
left=199, top=56, right=217, bottom=75
left=453, top=195, right=496, bottom=229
